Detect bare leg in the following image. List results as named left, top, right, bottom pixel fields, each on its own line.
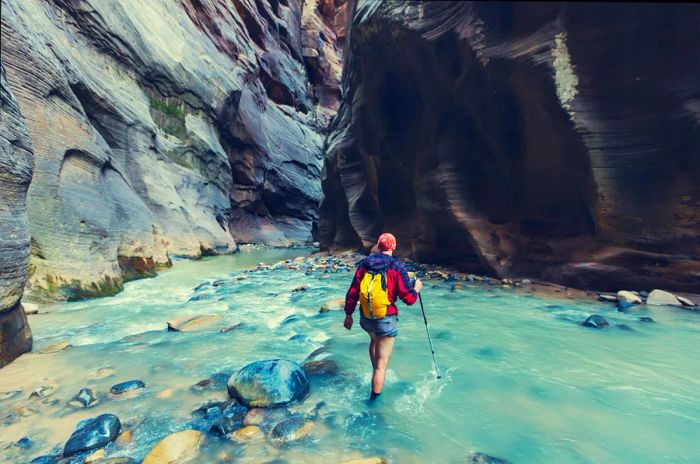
left=368, top=335, right=378, bottom=369
left=371, top=335, right=396, bottom=395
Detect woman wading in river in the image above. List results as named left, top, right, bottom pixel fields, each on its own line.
left=343, top=233, right=423, bottom=400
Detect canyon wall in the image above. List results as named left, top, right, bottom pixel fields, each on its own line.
left=320, top=1, right=700, bottom=292
left=0, top=0, right=345, bottom=302
left=0, top=65, right=33, bottom=366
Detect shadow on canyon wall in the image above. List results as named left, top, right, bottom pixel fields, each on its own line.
left=320, top=1, right=700, bottom=292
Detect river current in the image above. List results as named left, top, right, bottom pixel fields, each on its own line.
left=1, top=248, right=699, bottom=463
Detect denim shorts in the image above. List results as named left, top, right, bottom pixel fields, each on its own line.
left=360, top=315, right=398, bottom=337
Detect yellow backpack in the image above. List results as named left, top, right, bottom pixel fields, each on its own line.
left=359, top=270, right=391, bottom=319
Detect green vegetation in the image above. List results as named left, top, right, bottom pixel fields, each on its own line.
left=149, top=96, right=186, bottom=118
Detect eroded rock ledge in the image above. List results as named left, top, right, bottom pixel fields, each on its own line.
left=320, top=1, right=700, bottom=292
left=1, top=0, right=347, bottom=301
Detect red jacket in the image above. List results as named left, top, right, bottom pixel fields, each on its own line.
left=345, top=253, right=418, bottom=316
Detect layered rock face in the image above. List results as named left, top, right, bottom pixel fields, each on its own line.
left=1, top=0, right=345, bottom=301
left=320, top=1, right=700, bottom=292
left=0, top=65, right=33, bottom=366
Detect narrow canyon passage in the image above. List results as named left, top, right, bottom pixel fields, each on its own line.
left=1, top=1, right=699, bottom=463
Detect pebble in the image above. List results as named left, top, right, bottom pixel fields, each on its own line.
left=110, top=380, right=146, bottom=396
left=677, top=296, right=696, bottom=307
left=230, top=425, right=264, bottom=443
left=270, top=416, right=314, bottom=443
left=69, top=388, right=99, bottom=408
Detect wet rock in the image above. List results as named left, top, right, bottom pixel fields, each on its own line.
left=209, top=404, right=247, bottom=436
left=38, top=342, right=72, bottom=354
left=167, top=314, right=224, bottom=332
left=142, top=429, right=204, bottom=464
left=615, top=324, right=634, bottom=331
left=616, top=300, right=634, bottom=312
left=647, top=289, right=683, bottom=306
left=84, top=449, right=105, bottom=463
left=15, top=436, right=33, bottom=450
left=230, top=425, right=264, bottom=443
left=319, top=299, right=345, bottom=313
left=115, top=429, right=133, bottom=445
left=228, top=359, right=310, bottom=408
left=69, top=387, right=99, bottom=408
left=63, top=413, right=121, bottom=456
left=598, top=294, right=618, bottom=303
left=192, top=400, right=232, bottom=418
left=638, top=316, right=655, bottom=323
left=29, top=384, right=56, bottom=399
left=270, top=416, right=314, bottom=443
left=467, top=452, right=513, bottom=464
left=110, top=380, right=145, bottom=395
left=616, top=291, right=641, bottom=304
left=677, top=296, right=696, bottom=307
left=451, top=284, right=464, bottom=292
left=582, top=315, right=609, bottom=329
left=303, top=359, right=339, bottom=376
left=292, top=285, right=310, bottom=293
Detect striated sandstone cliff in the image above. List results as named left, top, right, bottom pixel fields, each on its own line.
left=1, top=0, right=345, bottom=302
left=320, top=1, right=700, bottom=292
left=0, top=64, right=33, bottom=366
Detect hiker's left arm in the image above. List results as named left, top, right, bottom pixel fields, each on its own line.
left=396, top=265, right=418, bottom=305
left=344, top=268, right=362, bottom=316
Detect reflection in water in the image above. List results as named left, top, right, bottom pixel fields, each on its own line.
left=1, top=249, right=699, bottom=463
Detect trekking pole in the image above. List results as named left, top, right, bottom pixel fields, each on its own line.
left=418, top=293, right=441, bottom=379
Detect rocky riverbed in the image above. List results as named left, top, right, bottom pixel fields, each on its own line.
left=1, top=248, right=698, bottom=463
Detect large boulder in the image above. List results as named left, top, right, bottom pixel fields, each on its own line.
left=228, top=359, right=310, bottom=407
left=63, top=414, right=121, bottom=457
left=142, top=429, right=204, bottom=464
left=616, top=291, right=641, bottom=304
left=647, top=289, right=682, bottom=306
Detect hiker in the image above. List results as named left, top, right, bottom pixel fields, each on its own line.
left=343, top=232, right=423, bottom=400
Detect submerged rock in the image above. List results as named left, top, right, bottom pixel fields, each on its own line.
left=63, top=414, right=121, bottom=456
left=230, top=425, right=264, bottom=443
left=69, top=388, right=99, bottom=408
left=142, top=429, right=204, bottom=464
left=582, top=315, right=609, bottom=329
left=110, top=380, right=145, bottom=395
left=319, top=299, right=345, bottom=313
left=467, top=452, right=513, bottom=464
left=167, top=315, right=224, bottom=332
left=190, top=372, right=231, bottom=393
left=270, top=416, right=314, bottom=443
left=228, top=359, right=310, bottom=408
left=209, top=404, right=248, bottom=436
left=616, top=300, right=634, bottom=312
left=638, top=316, right=655, bottom=323
left=302, top=359, right=339, bottom=376
left=647, top=289, right=682, bottom=306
